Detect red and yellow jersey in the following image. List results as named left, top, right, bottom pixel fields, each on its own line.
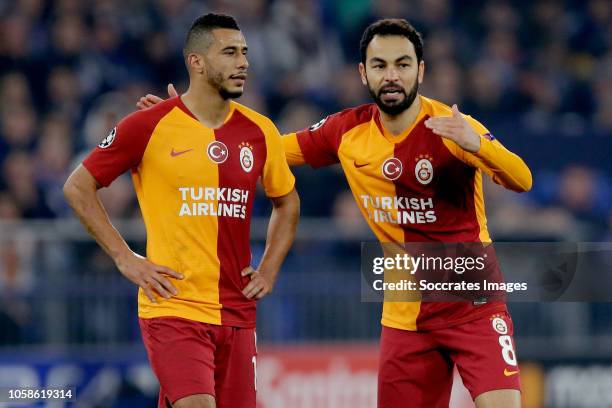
left=283, top=95, right=532, bottom=331
left=83, top=96, right=295, bottom=328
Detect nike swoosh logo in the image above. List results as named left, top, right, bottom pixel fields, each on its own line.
left=171, top=148, right=194, bottom=157
left=504, top=368, right=519, bottom=376
left=353, top=160, right=369, bottom=168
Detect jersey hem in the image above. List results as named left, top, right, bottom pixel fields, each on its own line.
left=137, top=312, right=256, bottom=329
left=381, top=302, right=507, bottom=332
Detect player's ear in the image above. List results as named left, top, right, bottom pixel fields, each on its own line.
left=359, top=62, right=367, bottom=86
left=418, top=60, right=425, bottom=84
left=187, top=53, right=206, bottom=75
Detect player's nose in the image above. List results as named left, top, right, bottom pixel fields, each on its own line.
left=237, top=54, right=249, bottom=70
left=383, top=67, right=400, bottom=82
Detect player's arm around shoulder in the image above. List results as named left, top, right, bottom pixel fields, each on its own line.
left=281, top=106, right=366, bottom=169
left=425, top=104, right=532, bottom=193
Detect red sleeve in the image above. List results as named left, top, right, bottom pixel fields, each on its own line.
left=295, top=104, right=375, bottom=168
left=83, top=100, right=176, bottom=187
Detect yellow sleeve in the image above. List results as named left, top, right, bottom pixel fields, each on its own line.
left=262, top=124, right=296, bottom=197
left=443, top=116, right=533, bottom=192
left=282, top=132, right=307, bottom=166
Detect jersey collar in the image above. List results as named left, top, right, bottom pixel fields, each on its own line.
left=373, top=95, right=429, bottom=144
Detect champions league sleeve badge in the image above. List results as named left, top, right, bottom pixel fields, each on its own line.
left=98, top=127, right=117, bottom=148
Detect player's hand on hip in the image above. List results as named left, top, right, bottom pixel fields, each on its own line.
left=115, top=251, right=184, bottom=303
left=424, top=104, right=481, bottom=153
left=241, top=266, right=273, bottom=300
left=136, top=83, right=178, bottom=110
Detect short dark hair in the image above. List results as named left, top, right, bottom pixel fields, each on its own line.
left=359, top=19, right=424, bottom=64
left=183, top=13, right=240, bottom=58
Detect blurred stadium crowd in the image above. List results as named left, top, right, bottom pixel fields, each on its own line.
left=0, top=0, right=611, bottom=345
left=0, top=0, right=610, bottom=229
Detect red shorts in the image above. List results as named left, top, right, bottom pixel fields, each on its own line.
left=139, top=317, right=257, bottom=408
left=378, top=311, right=521, bottom=408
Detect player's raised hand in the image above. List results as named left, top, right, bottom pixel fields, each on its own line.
left=114, top=251, right=184, bottom=303
left=136, top=83, right=178, bottom=110
left=424, top=104, right=481, bottom=153
left=241, top=266, right=273, bottom=300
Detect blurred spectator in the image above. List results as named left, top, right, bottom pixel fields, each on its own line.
left=0, top=72, right=32, bottom=107
left=557, top=165, right=608, bottom=237
left=48, top=14, right=87, bottom=64
left=328, top=63, right=370, bottom=110
left=2, top=150, right=54, bottom=218
left=35, top=113, right=74, bottom=216
left=0, top=192, right=20, bottom=219
left=98, top=175, right=138, bottom=219
left=0, top=201, right=34, bottom=345
left=483, top=177, right=580, bottom=241
left=0, top=14, right=33, bottom=71
left=263, top=0, right=343, bottom=113
left=45, top=65, right=82, bottom=121
left=82, top=91, right=135, bottom=149
left=276, top=100, right=322, bottom=134
left=421, top=59, right=463, bottom=105
left=0, top=104, right=37, bottom=163
left=591, top=62, right=612, bottom=132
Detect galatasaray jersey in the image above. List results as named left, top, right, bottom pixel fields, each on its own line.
left=84, top=96, right=295, bottom=328
left=283, top=95, right=531, bottom=331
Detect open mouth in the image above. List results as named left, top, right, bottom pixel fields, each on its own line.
left=230, top=73, right=247, bottom=81
left=380, top=87, right=405, bottom=102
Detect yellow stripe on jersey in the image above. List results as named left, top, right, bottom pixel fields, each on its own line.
left=338, top=121, right=404, bottom=243
left=338, top=120, right=422, bottom=331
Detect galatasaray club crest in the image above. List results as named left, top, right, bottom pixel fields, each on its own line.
left=239, top=142, right=254, bottom=173
left=491, top=315, right=508, bottom=335
left=207, top=141, right=228, bottom=164
left=382, top=158, right=402, bottom=180
left=414, top=155, right=434, bottom=185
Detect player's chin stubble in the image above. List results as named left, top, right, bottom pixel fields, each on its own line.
left=208, top=71, right=244, bottom=100
left=219, top=86, right=243, bottom=100
left=369, top=78, right=419, bottom=116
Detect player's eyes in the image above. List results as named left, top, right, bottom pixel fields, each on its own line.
left=399, top=64, right=410, bottom=68
left=373, top=65, right=384, bottom=69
